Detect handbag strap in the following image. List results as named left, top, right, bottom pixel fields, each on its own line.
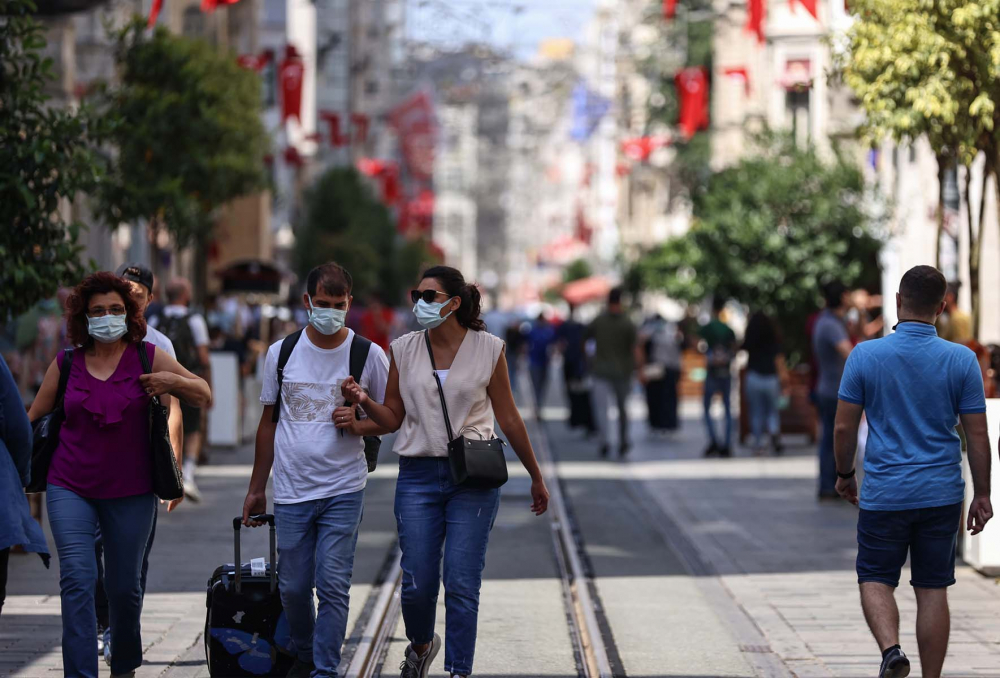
left=136, top=341, right=161, bottom=407
left=55, top=348, right=74, bottom=409
left=424, top=330, right=456, bottom=442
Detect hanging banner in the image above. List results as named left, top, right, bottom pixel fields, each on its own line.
left=621, top=136, right=671, bottom=161
left=318, top=111, right=348, bottom=147
left=201, top=0, right=239, bottom=13
left=790, top=0, right=818, bottom=19
left=663, top=0, right=677, bottom=20
left=746, top=0, right=766, bottom=43
left=723, top=66, right=752, bottom=96
left=147, top=0, right=163, bottom=27
left=388, top=91, right=437, bottom=181
left=237, top=52, right=273, bottom=72
left=351, top=114, right=370, bottom=145
left=675, top=67, right=709, bottom=140
left=279, top=45, right=305, bottom=123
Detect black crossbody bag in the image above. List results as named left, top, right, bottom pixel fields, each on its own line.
left=424, top=330, right=508, bottom=489
left=138, top=342, right=184, bottom=500
left=27, top=349, right=74, bottom=494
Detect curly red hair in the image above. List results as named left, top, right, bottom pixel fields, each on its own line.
left=66, top=272, right=147, bottom=348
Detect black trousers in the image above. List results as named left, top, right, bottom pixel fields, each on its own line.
left=645, top=367, right=680, bottom=431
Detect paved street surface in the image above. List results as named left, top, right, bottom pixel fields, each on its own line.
left=4, top=392, right=1000, bottom=677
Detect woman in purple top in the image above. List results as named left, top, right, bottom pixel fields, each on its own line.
left=28, top=272, right=202, bottom=678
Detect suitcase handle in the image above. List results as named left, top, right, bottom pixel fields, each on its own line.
left=232, top=514, right=277, bottom=594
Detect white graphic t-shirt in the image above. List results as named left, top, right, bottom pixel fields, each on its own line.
left=260, top=329, right=389, bottom=504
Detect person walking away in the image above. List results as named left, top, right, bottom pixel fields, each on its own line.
left=1, top=353, right=50, bottom=617
left=699, top=297, right=736, bottom=457
left=741, top=311, right=788, bottom=456
left=833, top=265, right=993, bottom=678
left=638, top=314, right=682, bottom=436
left=150, top=278, right=211, bottom=502
left=359, top=292, right=396, bottom=352
left=556, top=305, right=595, bottom=435
left=586, top=288, right=638, bottom=459
left=936, top=281, right=973, bottom=344
left=27, top=272, right=209, bottom=678
left=527, top=313, right=556, bottom=419
left=503, top=320, right=526, bottom=398
left=242, top=263, right=390, bottom=678
left=92, top=264, right=211, bottom=664
left=813, top=281, right=854, bottom=499
left=342, top=266, right=549, bottom=678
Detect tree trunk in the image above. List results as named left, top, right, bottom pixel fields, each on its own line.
left=193, top=238, right=208, bottom=310
left=968, top=159, right=991, bottom=342
left=936, top=155, right=946, bottom=270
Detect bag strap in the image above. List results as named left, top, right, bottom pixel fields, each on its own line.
left=347, top=334, right=373, bottom=420
left=424, top=330, right=456, bottom=442
left=136, top=341, right=162, bottom=407
left=55, top=348, right=74, bottom=408
left=272, top=329, right=303, bottom=423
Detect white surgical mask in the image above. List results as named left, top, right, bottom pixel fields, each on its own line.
left=307, top=295, right=346, bottom=335
left=413, top=299, right=454, bottom=329
left=87, top=315, right=128, bottom=343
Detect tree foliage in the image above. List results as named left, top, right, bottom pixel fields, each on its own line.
left=294, top=168, right=436, bottom=304
left=562, top=258, right=592, bottom=284
left=0, top=0, right=101, bottom=319
left=96, top=20, right=268, bottom=249
left=637, top=134, right=884, bottom=361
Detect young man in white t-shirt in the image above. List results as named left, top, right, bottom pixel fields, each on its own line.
left=242, top=262, right=390, bottom=678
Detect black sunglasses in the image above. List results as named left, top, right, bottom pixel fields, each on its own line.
left=410, top=289, right=449, bottom=304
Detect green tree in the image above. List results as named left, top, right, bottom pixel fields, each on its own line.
left=842, top=0, right=1000, bottom=337
left=637, top=134, right=884, bottom=363
left=294, top=168, right=435, bottom=304
left=562, top=258, right=592, bottom=283
left=0, top=0, right=101, bottom=319
left=96, top=20, right=268, bottom=293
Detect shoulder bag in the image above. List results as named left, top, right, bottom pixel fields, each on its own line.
left=27, top=349, right=74, bottom=494
left=138, top=342, right=184, bottom=500
left=424, top=330, right=508, bottom=489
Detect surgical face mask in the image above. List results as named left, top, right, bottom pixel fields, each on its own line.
left=87, top=315, right=128, bottom=343
left=307, top=295, right=346, bottom=335
left=413, top=298, right=454, bottom=329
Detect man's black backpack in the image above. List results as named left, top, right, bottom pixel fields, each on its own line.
left=159, top=312, right=202, bottom=374
left=271, top=330, right=382, bottom=472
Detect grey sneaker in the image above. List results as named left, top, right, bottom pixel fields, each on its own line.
left=399, top=633, right=441, bottom=678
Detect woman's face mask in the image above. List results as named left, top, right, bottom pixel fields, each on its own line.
left=307, top=295, right=347, bottom=335
left=413, top=299, right=454, bottom=329
left=87, top=315, right=128, bottom=343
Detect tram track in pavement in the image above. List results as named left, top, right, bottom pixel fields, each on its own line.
left=340, top=414, right=625, bottom=678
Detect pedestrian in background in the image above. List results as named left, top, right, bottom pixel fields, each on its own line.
left=1, top=353, right=50, bottom=618
left=28, top=272, right=206, bottom=678
left=937, top=281, right=973, bottom=344
left=834, top=265, right=993, bottom=678
left=699, top=297, right=736, bottom=457
left=586, top=287, right=637, bottom=459
left=342, top=265, right=549, bottom=678
left=741, top=310, right=787, bottom=456
left=557, top=304, right=595, bottom=435
left=813, top=280, right=853, bottom=499
left=638, top=313, right=682, bottom=436
left=244, top=263, right=390, bottom=678
left=359, top=292, right=396, bottom=352
left=527, top=313, right=556, bottom=419
left=150, top=278, right=211, bottom=503
left=503, top=320, right=526, bottom=397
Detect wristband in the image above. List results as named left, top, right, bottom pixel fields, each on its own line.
left=837, top=468, right=856, bottom=480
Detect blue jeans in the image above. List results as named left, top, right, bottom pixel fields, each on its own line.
left=96, top=503, right=158, bottom=629
left=395, top=457, right=501, bottom=676
left=274, top=490, right=364, bottom=677
left=745, top=371, right=781, bottom=446
left=703, top=375, right=732, bottom=449
left=47, top=484, right=156, bottom=678
left=817, top=395, right=839, bottom=494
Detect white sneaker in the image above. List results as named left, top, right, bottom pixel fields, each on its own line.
left=184, top=477, right=202, bottom=503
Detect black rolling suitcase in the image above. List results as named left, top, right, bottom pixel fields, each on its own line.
left=205, top=515, right=295, bottom=677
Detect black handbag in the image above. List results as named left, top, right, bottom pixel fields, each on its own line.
left=424, top=330, right=508, bottom=489
left=27, top=349, right=74, bottom=494
left=138, top=342, right=184, bottom=500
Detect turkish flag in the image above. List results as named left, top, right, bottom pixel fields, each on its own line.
left=663, top=0, right=676, bottom=20
left=790, top=0, right=818, bottom=19
left=745, top=0, right=766, bottom=43
left=319, top=111, right=348, bottom=147
left=388, top=91, right=437, bottom=181
left=279, top=46, right=305, bottom=123
left=201, top=0, right=239, bottom=13
left=147, top=0, right=163, bottom=27
left=723, top=66, right=751, bottom=96
left=351, top=114, right=370, bottom=145
left=675, top=67, right=709, bottom=139
left=237, top=52, right=272, bottom=72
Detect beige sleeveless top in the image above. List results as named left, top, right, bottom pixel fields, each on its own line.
left=391, top=329, right=505, bottom=458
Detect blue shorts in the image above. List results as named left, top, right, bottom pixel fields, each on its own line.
left=856, top=502, right=962, bottom=589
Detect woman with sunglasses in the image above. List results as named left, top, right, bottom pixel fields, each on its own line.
left=28, top=272, right=209, bottom=678
left=341, top=266, right=549, bottom=678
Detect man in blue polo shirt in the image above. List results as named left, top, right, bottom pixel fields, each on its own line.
left=833, top=265, right=993, bottom=678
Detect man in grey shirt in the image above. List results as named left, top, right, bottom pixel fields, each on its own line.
left=813, top=281, right=854, bottom=499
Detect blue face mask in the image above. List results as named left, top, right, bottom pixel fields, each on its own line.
left=413, top=299, right=454, bottom=329
left=307, top=295, right=347, bottom=335
left=87, top=315, right=128, bottom=343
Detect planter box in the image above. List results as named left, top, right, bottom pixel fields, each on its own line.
left=961, top=398, right=1000, bottom=575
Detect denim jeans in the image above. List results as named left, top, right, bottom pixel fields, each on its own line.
left=817, top=395, right=839, bottom=494
left=703, top=374, right=732, bottom=449
left=274, top=490, right=364, bottom=677
left=96, top=503, right=158, bottom=629
left=591, top=377, right=631, bottom=450
left=395, top=457, right=501, bottom=676
left=745, top=371, right=781, bottom=447
left=47, top=484, right=155, bottom=678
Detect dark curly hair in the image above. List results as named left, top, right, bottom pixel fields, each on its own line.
left=66, top=272, right=147, bottom=348
left=421, top=266, right=486, bottom=332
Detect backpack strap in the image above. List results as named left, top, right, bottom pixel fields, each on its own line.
left=347, top=334, right=372, bottom=419
left=271, top=329, right=303, bottom=423
left=55, top=348, right=74, bottom=408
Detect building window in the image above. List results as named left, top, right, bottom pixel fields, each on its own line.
left=786, top=89, right=810, bottom=147
left=365, top=80, right=379, bottom=95
left=182, top=6, right=205, bottom=39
